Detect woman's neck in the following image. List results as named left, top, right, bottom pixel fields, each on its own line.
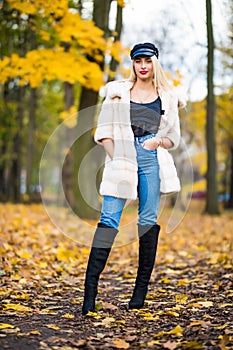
left=131, top=79, right=158, bottom=104
left=134, top=79, right=154, bottom=90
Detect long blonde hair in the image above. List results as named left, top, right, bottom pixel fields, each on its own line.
left=128, top=55, right=172, bottom=91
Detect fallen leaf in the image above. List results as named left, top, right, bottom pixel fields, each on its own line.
left=45, top=324, right=60, bottom=330
left=197, top=301, right=213, bottom=307
left=220, top=303, right=233, bottom=308
left=163, top=341, right=180, bottom=350
left=0, top=323, right=15, bottom=329
left=182, top=341, right=203, bottom=349
left=26, top=330, right=41, bottom=335
left=154, top=325, right=183, bottom=338
left=113, top=339, right=130, bottom=349
left=147, top=340, right=160, bottom=346
left=188, top=320, right=211, bottom=328
left=102, top=301, right=118, bottom=310
left=3, top=303, right=32, bottom=312
left=175, top=293, right=188, bottom=304
left=62, top=313, right=75, bottom=319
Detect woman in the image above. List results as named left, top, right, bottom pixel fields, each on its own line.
left=82, top=42, right=184, bottom=315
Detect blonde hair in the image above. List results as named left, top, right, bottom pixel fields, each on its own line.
left=128, top=55, right=172, bottom=91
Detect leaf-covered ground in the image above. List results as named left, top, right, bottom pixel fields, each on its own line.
left=0, top=202, right=232, bottom=350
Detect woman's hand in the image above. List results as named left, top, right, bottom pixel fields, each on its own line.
left=142, top=137, right=174, bottom=150
left=101, top=138, right=114, bottom=159
left=142, top=137, right=161, bottom=150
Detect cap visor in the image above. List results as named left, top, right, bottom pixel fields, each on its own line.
left=132, top=48, right=155, bottom=58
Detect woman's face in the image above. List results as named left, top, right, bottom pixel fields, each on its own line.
left=133, top=56, right=154, bottom=80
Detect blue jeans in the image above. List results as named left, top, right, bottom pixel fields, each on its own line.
left=99, top=134, right=160, bottom=229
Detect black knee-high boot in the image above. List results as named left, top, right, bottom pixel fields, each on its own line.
left=82, top=223, right=118, bottom=315
left=129, top=224, right=160, bottom=309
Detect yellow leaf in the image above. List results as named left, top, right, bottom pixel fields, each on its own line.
left=40, top=309, right=58, bottom=315
left=113, top=339, right=130, bottom=349
left=220, top=303, right=233, bottom=308
left=197, top=301, right=213, bottom=308
left=26, top=330, right=41, bottom=335
left=164, top=310, right=180, bottom=317
left=0, top=323, right=15, bottom=329
left=187, top=320, right=210, bottom=328
left=147, top=340, right=160, bottom=346
left=216, top=324, right=228, bottom=329
left=45, top=324, right=60, bottom=330
left=169, top=325, right=183, bottom=335
left=95, top=302, right=103, bottom=311
left=39, top=262, right=48, bottom=268
left=62, top=313, right=74, bottom=319
left=154, top=325, right=183, bottom=338
left=11, top=293, right=30, bottom=300
left=3, top=303, right=32, bottom=312
left=177, top=279, right=190, bottom=286
left=17, top=250, right=31, bottom=259
left=86, top=311, right=99, bottom=317
left=159, top=277, right=171, bottom=283
left=141, top=312, right=153, bottom=317
left=183, top=341, right=202, bottom=349
left=175, top=293, right=188, bottom=304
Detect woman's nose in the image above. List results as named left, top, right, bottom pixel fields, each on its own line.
left=140, top=61, right=146, bottom=68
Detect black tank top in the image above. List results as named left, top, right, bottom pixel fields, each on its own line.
left=130, top=97, right=162, bottom=137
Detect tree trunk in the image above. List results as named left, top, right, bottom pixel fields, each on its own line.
left=0, top=143, right=7, bottom=202
left=9, top=86, right=24, bottom=202
left=62, top=81, right=76, bottom=209
left=109, top=3, right=123, bottom=75
left=226, top=147, right=233, bottom=208
left=74, top=0, right=113, bottom=219
left=204, top=0, right=220, bottom=214
left=26, top=87, right=37, bottom=200
left=0, top=84, right=9, bottom=201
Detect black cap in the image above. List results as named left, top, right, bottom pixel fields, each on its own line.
left=130, top=42, right=159, bottom=59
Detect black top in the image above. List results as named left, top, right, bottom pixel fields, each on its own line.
left=130, top=97, right=162, bottom=137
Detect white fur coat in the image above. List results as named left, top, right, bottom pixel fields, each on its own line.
left=94, top=80, right=182, bottom=199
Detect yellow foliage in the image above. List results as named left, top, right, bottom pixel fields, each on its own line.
left=107, top=39, right=125, bottom=62
left=0, top=47, right=104, bottom=89
left=60, top=105, right=78, bottom=128
left=7, top=0, right=37, bottom=15
left=8, top=0, right=68, bottom=18
left=117, top=0, right=126, bottom=7
left=2, top=1, right=108, bottom=90
left=53, top=12, right=106, bottom=58
left=39, top=30, right=51, bottom=42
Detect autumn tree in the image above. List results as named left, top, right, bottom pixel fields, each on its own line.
left=74, top=0, right=124, bottom=219
left=205, top=0, right=220, bottom=214
left=219, top=2, right=233, bottom=208
left=0, top=0, right=124, bottom=211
